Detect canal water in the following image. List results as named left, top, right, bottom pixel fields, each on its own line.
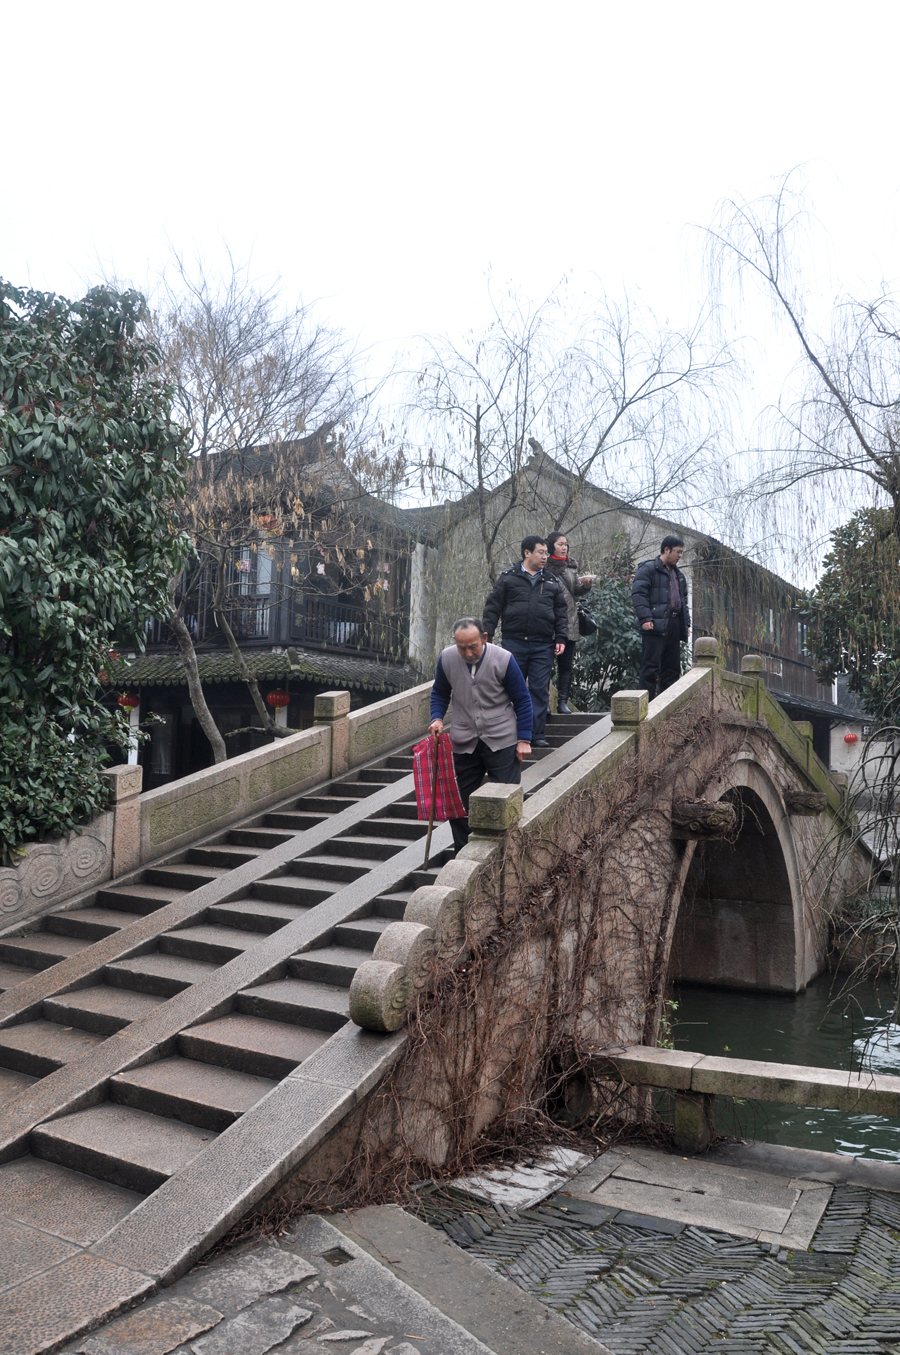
left=671, top=978, right=900, bottom=1163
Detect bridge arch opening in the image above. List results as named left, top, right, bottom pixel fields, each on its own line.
left=672, top=783, right=801, bottom=992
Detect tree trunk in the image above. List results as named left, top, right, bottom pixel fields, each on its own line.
left=167, top=606, right=228, bottom=764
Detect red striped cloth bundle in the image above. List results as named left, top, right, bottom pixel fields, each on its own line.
left=412, top=732, right=466, bottom=820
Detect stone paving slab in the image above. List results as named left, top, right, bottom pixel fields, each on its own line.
left=292, top=1213, right=539, bottom=1354
left=0, top=1154, right=142, bottom=1245
left=587, top=1173, right=794, bottom=1239
left=566, top=1143, right=834, bottom=1247
left=412, top=1143, right=900, bottom=1354
left=176, top=1238, right=317, bottom=1312
left=76, top=1297, right=222, bottom=1354
left=0, top=1251, right=154, bottom=1355
left=0, top=1215, right=80, bottom=1294
left=190, top=1295, right=313, bottom=1354
left=607, top=1148, right=800, bottom=1208
left=57, top=1216, right=507, bottom=1355
left=327, top=1204, right=608, bottom=1354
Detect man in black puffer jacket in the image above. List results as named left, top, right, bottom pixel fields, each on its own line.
left=631, top=534, right=691, bottom=700
left=482, top=536, right=568, bottom=745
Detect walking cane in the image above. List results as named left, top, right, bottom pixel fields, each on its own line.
left=422, top=729, right=440, bottom=870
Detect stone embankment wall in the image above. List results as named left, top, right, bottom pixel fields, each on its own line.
left=286, top=647, right=866, bottom=1201
left=0, top=684, right=431, bottom=932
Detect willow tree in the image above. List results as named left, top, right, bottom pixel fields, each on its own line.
left=706, top=171, right=900, bottom=556
left=0, top=281, right=190, bottom=859
left=807, top=508, right=900, bottom=721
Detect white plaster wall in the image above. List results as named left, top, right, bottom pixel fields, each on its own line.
left=830, top=719, right=867, bottom=776
left=408, top=541, right=439, bottom=669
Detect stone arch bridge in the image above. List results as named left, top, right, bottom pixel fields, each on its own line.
left=0, top=640, right=865, bottom=1353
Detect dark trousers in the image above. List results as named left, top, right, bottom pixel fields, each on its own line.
left=501, top=637, right=554, bottom=738
left=450, top=739, right=521, bottom=851
left=638, top=614, right=683, bottom=700
left=555, top=639, right=577, bottom=701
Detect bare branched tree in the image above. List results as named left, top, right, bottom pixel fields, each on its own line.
left=705, top=170, right=900, bottom=555
left=155, top=249, right=356, bottom=471
left=405, top=283, right=732, bottom=583
left=151, top=254, right=405, bottom=759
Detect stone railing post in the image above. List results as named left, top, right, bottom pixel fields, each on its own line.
left=610, top=689, right=648, bottom=751
left=674, top=1091, right=716, bottom=1153
left=467, top=781, right=523, bottom=839
left=792, top=718, right=814, bottom=774
left=100, top=764, right=143, bottom=876
left=740, top=653, right=764, bottom=720
left=607, top=688, right=650, bottom=753
left=610, top=690, right=649, bottom=727
left=692, top=636, right=720, bottom=667
left=313, top=690, right=351, bottom=778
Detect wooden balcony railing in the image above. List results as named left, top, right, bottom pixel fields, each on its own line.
left=292, top=595, right=403, bottom=659
left=142, top=593, right=406, bottom=661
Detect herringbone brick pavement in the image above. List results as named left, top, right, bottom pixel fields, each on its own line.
left=412, top=1181, right=900, bottom=1353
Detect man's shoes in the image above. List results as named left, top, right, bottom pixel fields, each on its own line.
left=558, top=700, right=572, bottom=713
left=533, top=736, right=550, bottom=747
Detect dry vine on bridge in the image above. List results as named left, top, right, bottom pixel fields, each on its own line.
left=225, top=694, right=776, bottom=1244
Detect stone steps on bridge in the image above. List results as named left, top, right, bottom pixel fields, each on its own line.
left=0, top=709, right=609, bottom=1354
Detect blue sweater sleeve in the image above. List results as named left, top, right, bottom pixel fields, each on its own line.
left=503, top=656, right=533, bottom=741
left=431, top=654, right=451, bottom=722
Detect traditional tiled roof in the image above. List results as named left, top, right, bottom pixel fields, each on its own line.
left=110, top=648, right=421, bottom=693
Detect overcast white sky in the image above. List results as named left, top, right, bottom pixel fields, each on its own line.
left=4, top=1, right=900, bottom=574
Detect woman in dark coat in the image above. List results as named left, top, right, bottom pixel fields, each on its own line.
left=545, top=531, right=594, bottom=713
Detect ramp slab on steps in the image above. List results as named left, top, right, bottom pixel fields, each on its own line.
left=322, top=1206, right=610, bottom=1355
left=563, top=1142, right=833, bottom=1249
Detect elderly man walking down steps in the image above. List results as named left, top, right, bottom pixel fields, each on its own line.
left=429, top=619, right=533, bottom=851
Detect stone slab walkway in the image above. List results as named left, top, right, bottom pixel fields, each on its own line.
left=51, top=1141, right=900, bottom=1355
left=412, top=1142, right=900, bottom=1354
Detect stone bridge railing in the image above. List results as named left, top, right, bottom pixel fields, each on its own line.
left=0, top=682, right=432, bottom=931
left=349, top=638, right=854, bottom=1032
left=598, top=1044, right=900, bottom=1154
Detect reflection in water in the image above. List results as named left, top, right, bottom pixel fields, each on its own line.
left=672, top=978, right=900, bottom=1163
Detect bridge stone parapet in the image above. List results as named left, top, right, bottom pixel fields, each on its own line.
left=0, top=765, right=142, bottom=929
left=598, top=1044, right=900, bottom=1153
left=0, top=681, right=434, bottom=935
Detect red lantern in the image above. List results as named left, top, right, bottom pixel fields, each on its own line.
left=266, top=690, right=290, bottom=709
left=118, top=692, right=140, bottom=710
left=844, top=731, right=859, bottom=745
